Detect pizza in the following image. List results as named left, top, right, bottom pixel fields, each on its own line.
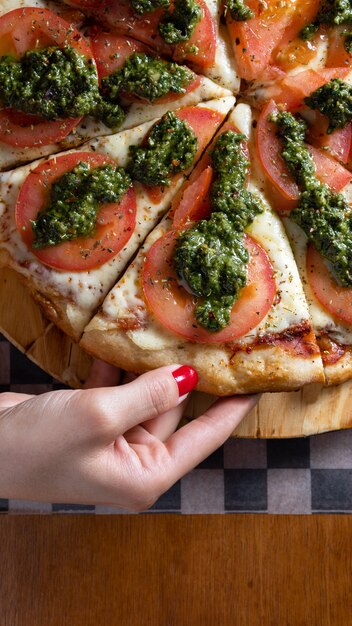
left=1, top=0, right=352, bottom=394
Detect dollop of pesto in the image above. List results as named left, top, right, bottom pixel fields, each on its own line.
left=305, top=78, right=352, bottom=133
left=127, top=111, right=197, bottom=187
left=159, top=0, right=202, bottom=44
left=272, top=110, right=352, bottom=287
left=0, top=46, right=124, bottom=129
left=131, top=0, right=169, bottom=14
left=102, top=53, right=194, bottom=103
left=174, top=130, right=264, bottom=332
left=300, top=0, right=352, bottom=40
left=224, top=0, right=254, bottom=21
left=32, top=162, right=131, bottom=248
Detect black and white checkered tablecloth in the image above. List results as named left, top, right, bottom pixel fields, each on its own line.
left=1, top=332, right=352, bottom=514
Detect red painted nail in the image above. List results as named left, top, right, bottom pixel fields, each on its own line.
left=172, top=365, right=198, bottom=396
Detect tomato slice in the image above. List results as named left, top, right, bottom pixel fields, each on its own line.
left=226, top=0, right=292, bottom=81
left=0, top=109, right=81, bottom=149
left=171, top=165, right=213, bottom=228
left=145, top=105, right=226, bottom=204
left=326, top=26, right=352, bottom=67
left=90, top=31, right=148, bottom=80
left=79, top=0, right=215, bottom=69
left=90, top=30, right=200, bottom=101
left=142, top=230, right=276, bottom=343
left=307, top=244, right=352, bottom=326
left=16, top=152, right=136, bottom=272
left=0, top=7, right=93, bottom=148
left=257, top=100, right=352, bottom=208
left=269, top=68, right=350, bottom=111
left=257, top=100, right=300, bottom=201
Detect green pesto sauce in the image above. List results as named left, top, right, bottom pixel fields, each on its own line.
left=173, top=130, right=264, bottom=332
left=127, top=111, right=197, bottom=187
left=158, top=0, right=202, bottom=45
left=305, top=78, right=352, bottom=133
left=224, top=0, right=254, bottom=21
left=131, top=0, right=169, bottom=14
left=271, top=110, right=352, bottom=287
left=101, top=53, right=194, bottom=103
left=32, top=162, right=131, bottom=248
left=0, top=46, right=124, bottom=129
left=300, top=0, right=352, bottom=40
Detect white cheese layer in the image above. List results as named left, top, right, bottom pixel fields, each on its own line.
left=100, top=103, right=312, bottom=351
left=0, top=98, right=235, bottom=323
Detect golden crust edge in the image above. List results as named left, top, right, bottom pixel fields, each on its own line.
left=80, top=322, right=325, bottom=395
left=324, top=351, right=352, bottom=386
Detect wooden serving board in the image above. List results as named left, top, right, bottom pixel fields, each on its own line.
left=1, top=266, right=352, bottom=438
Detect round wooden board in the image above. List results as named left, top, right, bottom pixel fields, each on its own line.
left=2, top=266, right=352, bottom=438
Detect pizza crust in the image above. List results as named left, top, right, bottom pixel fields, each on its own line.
left=324, top=351, right=352, bottom=386
left=81, top=322, right=324, bottom=395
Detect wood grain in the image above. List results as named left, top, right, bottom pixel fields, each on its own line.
left=2, top=264, right=352, bottom=436
left=0, top=515, right=351, bottom=626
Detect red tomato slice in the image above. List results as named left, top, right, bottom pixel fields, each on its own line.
left=326, top=26, right=352, bottom=67
left=0, top=109, right=81, bottom=149
left=273, top=0, right=321, bottom=72
left=90, top=31, right=148, bottom=80
left=306, top=144, right=352, bottom=190
left=307, top=244, right=352, bottom=326
left=145, top=105, right=226, bottom=204
left=16, top=152, right=136, bottom=272
left=257, top=100, right=352, bottom=208
left=270, top=68, right=350, bottom=111
left=226, top=0, right=292, bottom=81
left=171, top=165, right=213, bottom=228
left=172, top=0, right=216, bottom=69
left=79, top=0, right=215, bottom=69
left=90, top=30, right=200, bottom=100
left=142, top=230, right=276, bottom=343
left=0, top=8, right=94, bottom=148
left=257, top=100, right=300, bottom=201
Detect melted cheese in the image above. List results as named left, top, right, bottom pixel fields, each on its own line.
left=101, top=104, right=312, bottom=351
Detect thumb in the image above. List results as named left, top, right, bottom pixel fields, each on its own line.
left=75, top=364, right=198, bottom=440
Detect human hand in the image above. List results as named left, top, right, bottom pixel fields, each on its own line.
left=0, top=361, right=259, bottom=511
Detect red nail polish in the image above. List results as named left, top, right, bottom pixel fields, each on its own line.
left=172, top=365, right=198, bottom=396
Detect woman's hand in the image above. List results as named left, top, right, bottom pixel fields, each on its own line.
left=0, top=362, right=258, bottom=511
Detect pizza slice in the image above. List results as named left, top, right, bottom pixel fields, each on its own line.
left=62, top=0, right=240, bottom=91
left=255, top=97, right=352, bottom=385
left=0, top=2, right=231, bottom=170
left=0, top=97, right=234, bottom=341
left=81, top=102, right=324, bottom=395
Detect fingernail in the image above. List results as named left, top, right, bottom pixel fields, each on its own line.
left=172, top=365, right=198, bottom=396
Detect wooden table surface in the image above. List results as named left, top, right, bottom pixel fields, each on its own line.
left=1, top=515, right=351, bottom=625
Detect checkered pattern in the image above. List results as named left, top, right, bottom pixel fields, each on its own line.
left=1, top=332, right=352, bottom=514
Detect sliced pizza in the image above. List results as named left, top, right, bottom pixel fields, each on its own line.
left=0, top=1, right=231, bottom=170
left=0, top=97, right=234, bottom=341
left=62, top=0, right=240, bottom=91
left=255, top=97, right=352, bottom=385
left=81, top=103, right=324, bottom=395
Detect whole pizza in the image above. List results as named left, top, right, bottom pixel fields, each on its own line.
left=1, top=0, right=352, bottom=394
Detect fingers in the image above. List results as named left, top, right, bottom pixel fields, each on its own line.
left=164, top=394, right=259, bottom=484
left=74, top=365, right=198, bottom=441
left=142, top=398, right=188, bottom=441
left=83, top=359, right=122, bottom=389
left=0, top=392, right=35, bottom=411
